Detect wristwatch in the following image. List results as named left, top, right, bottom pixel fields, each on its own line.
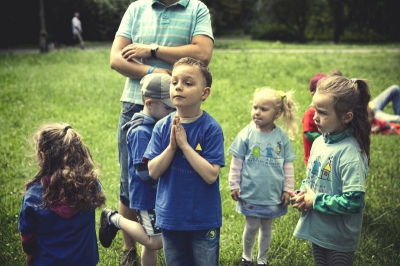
left=150, top=43, right=159, bottom=58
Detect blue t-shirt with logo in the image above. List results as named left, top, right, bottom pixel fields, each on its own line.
left=143, top=111, right=225, bottom=230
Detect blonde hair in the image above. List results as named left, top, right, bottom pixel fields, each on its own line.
left=253, top=87, right=298, bottom=139
left=25, top=122, right=105, bottom=211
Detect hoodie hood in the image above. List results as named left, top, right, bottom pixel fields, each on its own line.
left=122, top=111, right=156, bottom=130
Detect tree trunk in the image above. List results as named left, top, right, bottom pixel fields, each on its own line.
left=39, top=0, right=48, bottom=53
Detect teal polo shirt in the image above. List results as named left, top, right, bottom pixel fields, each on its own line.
left=116, top=0, right=214, bottom=104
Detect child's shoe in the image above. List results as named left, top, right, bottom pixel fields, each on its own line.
left=120, top=248, right=137, bottom=266
left=99, top=208, right=119, bottom=248
left=239, top=257, right=252, bottom=266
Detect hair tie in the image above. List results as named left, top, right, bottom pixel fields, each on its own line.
left=351, top=78, right=358, bottom=88
left=62, top=126, right=72, bottom=137
left=278, top=90, right=286, bottom=100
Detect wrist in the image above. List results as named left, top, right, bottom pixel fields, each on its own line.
left=150, top=43, right=159, bottom=58
left=147, top=66, right=156, bottom=74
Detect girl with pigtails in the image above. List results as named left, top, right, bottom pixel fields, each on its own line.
left=228, top=88, right=298, bottom=266
left=289, top=76, right=371, bottom=266
left=19, top=122, right=105, bottom=266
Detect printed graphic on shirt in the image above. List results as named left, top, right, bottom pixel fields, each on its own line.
left=195, top=143, right=202, bottom=152
left=320, top=156, right=333, bottom=181
left=276, top=141, right=282, bottom=157
left=307, top=155, right=334, bottom=193
left=247, top=141, right=283, bottom=171
left=251, top=141, right=282, bottom=159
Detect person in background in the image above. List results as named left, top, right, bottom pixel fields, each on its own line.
left=19, top=123, right=105, bottom=266
left=229, top=88, right=298, bottom=266
left=143, top=57, right=225, bottom=266
left=368, top=113, right=400, bottom=134
left=368, top=84, right=400, bottom=123
left=302, top=73, right=327, bottom=165
left=289, top=76, right=371, bottom=266
left=302, top=70, right=343, bottom=165
left=99, top=73, right=175, bottom=266
left=71, top=12, right=84, bottom=49
left=109, top=1, right=213, bottom=264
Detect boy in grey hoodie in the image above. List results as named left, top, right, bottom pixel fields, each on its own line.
left=100, top=73, right=175, bottom=266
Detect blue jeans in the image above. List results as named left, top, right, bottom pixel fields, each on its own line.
left=372, top=85, right=400, bottom=122
left=162, top=228, right=220, bottom=266
left=118, top=102, right=143, bottom=206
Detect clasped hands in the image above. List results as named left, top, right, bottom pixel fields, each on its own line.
left=170, top=115, right=189, bottom=151
left=288, top=184, right=315, bottom=213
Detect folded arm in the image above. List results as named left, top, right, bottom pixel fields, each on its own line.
left=110, top=36, right=153, bottom=78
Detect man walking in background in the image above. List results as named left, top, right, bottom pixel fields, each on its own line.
left=72, top=12, right=84, bottom=49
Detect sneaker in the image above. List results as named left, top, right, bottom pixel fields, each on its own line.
left=99, top=208, right=119, bottom=248
left=120, top=248, right=137, bottom=266
left=239, top=257, right=252, bottom=266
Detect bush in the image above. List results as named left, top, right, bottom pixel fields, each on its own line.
left=250, top=23, right=298, bottom=42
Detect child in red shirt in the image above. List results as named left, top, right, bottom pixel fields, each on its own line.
left=302, top=73, right=326, bottom=165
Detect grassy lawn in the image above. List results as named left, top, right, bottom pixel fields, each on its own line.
left=0, top=41, right=399, bottom=265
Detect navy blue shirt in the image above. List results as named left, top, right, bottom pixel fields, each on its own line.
left=19, top=182, right=99, bottom=266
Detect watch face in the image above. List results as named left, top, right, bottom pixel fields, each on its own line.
left=150, top=43, right=158, bottom=50
left=150, top=43, right=158, bottom=57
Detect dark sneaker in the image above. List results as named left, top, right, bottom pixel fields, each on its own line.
left=239, top=257, right=252, bottom=266
left=120, top=248, right=137, bottom=266
left=99, top=208, right=119, bottom=248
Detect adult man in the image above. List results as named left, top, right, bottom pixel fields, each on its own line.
left=71, top=12, right=84, bottom=49
left=109, top=1, right=214, bottom=265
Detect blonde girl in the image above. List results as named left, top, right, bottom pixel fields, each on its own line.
left=289, top=76, right=371, bottom=266
left=19, top=122, right=105, bottom=266
left=229, top=88, right=298, bottom=266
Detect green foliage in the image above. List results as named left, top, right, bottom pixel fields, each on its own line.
left=1, top=0, right=400, bottom=48
left=0, top=43, right=399, bottom=265
left=250, top=23, right=298, bottom=42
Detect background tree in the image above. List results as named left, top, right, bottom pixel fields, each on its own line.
left=0, top=0, right=399, bottom=48
left=39, top=0, right=48, bottom=53
left=203, top=0, right=258, bottom=36
left=326, top=0, right=357, bottom=43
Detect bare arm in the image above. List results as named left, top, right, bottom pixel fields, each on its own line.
left=121, top=35, right=214, bottom=66
left=181, top=145, right=221, bottom=184
left=148, top=145, right=176, bottom=180
left=109, top=36, right=170, bottom=78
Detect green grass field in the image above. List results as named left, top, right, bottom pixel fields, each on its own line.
left=1, top=41, right=399, bottom=265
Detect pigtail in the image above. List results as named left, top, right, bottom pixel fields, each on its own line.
left=253, top=88, right=298, bottom=139
left=280, top=90, right=298, bottom=140
left=349, top=79, right=371, bottom=165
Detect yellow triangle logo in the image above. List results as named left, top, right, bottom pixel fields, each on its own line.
left=195, top=143, right=202, bottom=151
left=324, top=162, right=331, bottom=172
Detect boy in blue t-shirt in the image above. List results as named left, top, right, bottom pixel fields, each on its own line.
left=99, top=73, right=175, bottom=266
left=143, top=57, right=225, bottom=266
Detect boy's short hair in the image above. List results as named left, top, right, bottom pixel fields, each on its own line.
left=309, top=73, right=327, bottom=92
left=141, top=73, right=175, bottom=108
left=173, top=57, right=212, bottom=87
